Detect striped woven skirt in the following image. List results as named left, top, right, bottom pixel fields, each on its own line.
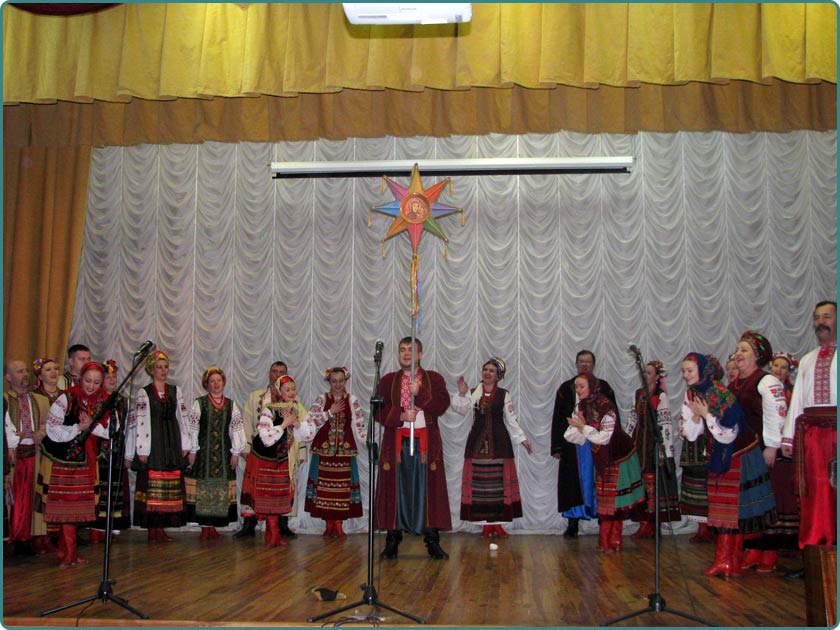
left=252, top=458, right=293, bottom=516
left=133, top=469, right=186, bottom=528
left=460, top=458, right=523, bottom=522
left=707, top=446, right=776, bottom=533
left=596, top=452, right=645, bottom=519
left=679, top=464, right=709, bottom=521
left=305, top=454, right=362, bottom=520
left=42, top=458, right=97, bottom=524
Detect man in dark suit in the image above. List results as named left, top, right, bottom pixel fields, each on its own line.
left=550, top=350, right=619, bottom=537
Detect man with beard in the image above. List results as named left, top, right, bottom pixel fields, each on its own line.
left=550, top=350, right=619, bottom=537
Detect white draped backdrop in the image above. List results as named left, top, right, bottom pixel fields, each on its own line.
left=70, top=130, right=837, bottom=535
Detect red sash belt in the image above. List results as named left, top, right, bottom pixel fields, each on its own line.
left=397, top=427, right=427, bottom=463
left=794, top=406, right=837, bottom=497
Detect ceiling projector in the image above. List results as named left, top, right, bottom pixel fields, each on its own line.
left=342, top=3, right=472, bottom=25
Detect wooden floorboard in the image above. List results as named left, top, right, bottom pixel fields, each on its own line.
left=3, top=527, right=810, bottom=627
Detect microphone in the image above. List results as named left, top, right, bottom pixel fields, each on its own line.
left=374, top=340, right=384, bottom=362
left=134, top=340, right=155, bottom=357
left=628, top=343, right=641, bottom=356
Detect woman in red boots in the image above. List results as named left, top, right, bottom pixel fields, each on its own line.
left=680, top=351, right=777, bottom=577
left=564, top=373, right=644, bottom=553
left=40, top=362, right=110, bottom=567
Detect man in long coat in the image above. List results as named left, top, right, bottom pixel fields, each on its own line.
left=375, top=337, right=451, bottom=559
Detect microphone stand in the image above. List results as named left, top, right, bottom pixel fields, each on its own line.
left=601, top=347, right=715, bottom=627
left=39, top=347, right=151, bottom=620
left=307, top=342, right=424, bottom=624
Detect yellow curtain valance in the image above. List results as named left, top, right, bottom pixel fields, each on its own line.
left=3, top=3, right=836, bottom=105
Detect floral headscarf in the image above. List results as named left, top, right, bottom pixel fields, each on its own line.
left=739, top=330, right=773, bottom=368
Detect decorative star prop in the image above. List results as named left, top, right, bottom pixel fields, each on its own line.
left=370, top=163, right=463, bottom=255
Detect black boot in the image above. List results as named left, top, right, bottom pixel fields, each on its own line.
left=279, top=516, right=297, bottom=538
left=380, top=530, right=402, bottom=559
left=563, top=517, right=579, bottom=538
left=424, top=529, right=449, bottom=560
left=233, top=515, right=257, bottom=539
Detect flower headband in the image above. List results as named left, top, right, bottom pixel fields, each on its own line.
left=102, top=359, right=118, bottom=376
left=144, top=350, right=169, bottom=375
left=324, top=366, right=350, bottom=381
left=32, top=357, right=58, bottom=377
left=771, top=352, right=799, bottom=371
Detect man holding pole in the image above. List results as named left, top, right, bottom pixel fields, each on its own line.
left=375, top=337, right=451, bottom=560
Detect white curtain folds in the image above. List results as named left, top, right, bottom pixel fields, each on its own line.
left=71, top=130, right=837, bottom=534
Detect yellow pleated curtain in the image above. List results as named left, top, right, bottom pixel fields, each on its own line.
left=2, top=2, right=837, bottom=366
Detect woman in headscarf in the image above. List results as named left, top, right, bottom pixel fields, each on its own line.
left=729, top=331, right=792, bottom=573
left=248, top=375, right=315, bottom=547
left=626, top=360, right=680, bottom=539
left=39, top=361, right=110, bottom=567
left=185, top=366, right=246, bottom=539
left=89, top=360, right=132, bottom=543
left=125, top=350, right=190, bottom=542
left=564, top=373, right=644, bottom=553
left=305, top=366, right=367, bottom=539
left=452, top=357, right=533, bottom=539
left=32, top=358, right=62, bottom=405
left=681, top=351, right=776, bottom=577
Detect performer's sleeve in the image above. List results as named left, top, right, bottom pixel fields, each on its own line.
left=4, top=411, right=19, bottom=449
left=703, top=412, right=737, bottom=444
left=176, top=388, right=194, bottom=453
left=420, top=371, right=451, bottom=419
left=581, top=411, right=615, bottom=445
left=657, top=393, right=675, bottom=458
left=501, top=391, right=528, bottom=445
left=292, top=403, right=317, bottom=443
left=308, top=395, right=329, bottom=428
left=188, top=399, right=202, bottom=453
left=450, top=390, right=472, bottom=417
left=349, top=395, right=367, bottom=443
left=625, top=407, right=639, bottom=438
left=46, top=394, right=78, bottom=443
left=758, top=374, right=786, bottom=449
left=134, top=389, right=151, bottom=457
left=783, top=367, right=807, bottom=446
left=679, top=396, right=703, bottom=442
left=124, top=408, right=137, bottom=461
left=378, top=375, right=404, bottom=428
left=229, top=402, right=246, bottom=455
left=257, top=396, right=282, bottom=446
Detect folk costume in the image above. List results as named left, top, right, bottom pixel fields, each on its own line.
left=625, top=361, right=680, bottom=538
left=782, top=339, right=836, bottom=549
left=4, top=388, right=50, bottom=549
left=185, top=367, right=247, bottom=538
left=551, top=375, right=619, bottom=535
left=451, top=357, right=527, bottom=536
left=375, top=363, right=451, bottom=558
left=681, top=352, right=776, bottom=578
left=38, top=362, right=110, bottom=567
left=246, top=375, right=315, bottom=547
left=563, top=373, right=645, bottom=553
left=305, top=368, right=367, bottom=538
left=729, top=331, right=793, bottom=573
left=128, top=351, right=190, bottom=541
left=90, top=360, right=132, bottom=541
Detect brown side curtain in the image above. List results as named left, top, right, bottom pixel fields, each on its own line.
left=3, top=146, right=91, bottom=368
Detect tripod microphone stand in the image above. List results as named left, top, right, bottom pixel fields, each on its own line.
left=40, top=346, right=151, bottom=620
left=601, top=346, right=715, bottom=627
left=307, top=341, right=424, bottom=624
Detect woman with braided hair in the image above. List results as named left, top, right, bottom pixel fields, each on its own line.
left=305, top=367, right=367, bottom=539
left=452, top=357, right=532, bottom=539
left=564, top=372, right=644, bottom=553
left=680, top=351, right=776, bottom=578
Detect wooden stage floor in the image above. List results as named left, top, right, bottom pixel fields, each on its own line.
left=3, top=527, right=809, bottom=627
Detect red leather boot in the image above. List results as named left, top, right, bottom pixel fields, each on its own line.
left=703, top=533, right=733, bottom=577
left=757, top=550, right=778, bottom=573
left=631, top=521, right=654, bottom=539
left=597, top=521, right=612, bottom=552
left=609, top=520, right=624, bottom=552
left=334, top=521, right=346, bottom=539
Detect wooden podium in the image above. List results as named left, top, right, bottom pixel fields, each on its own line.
left=804, top=545, right=837, bottom=627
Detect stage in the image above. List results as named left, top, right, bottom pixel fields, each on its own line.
left=3, top=527, right=808, bottom=627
